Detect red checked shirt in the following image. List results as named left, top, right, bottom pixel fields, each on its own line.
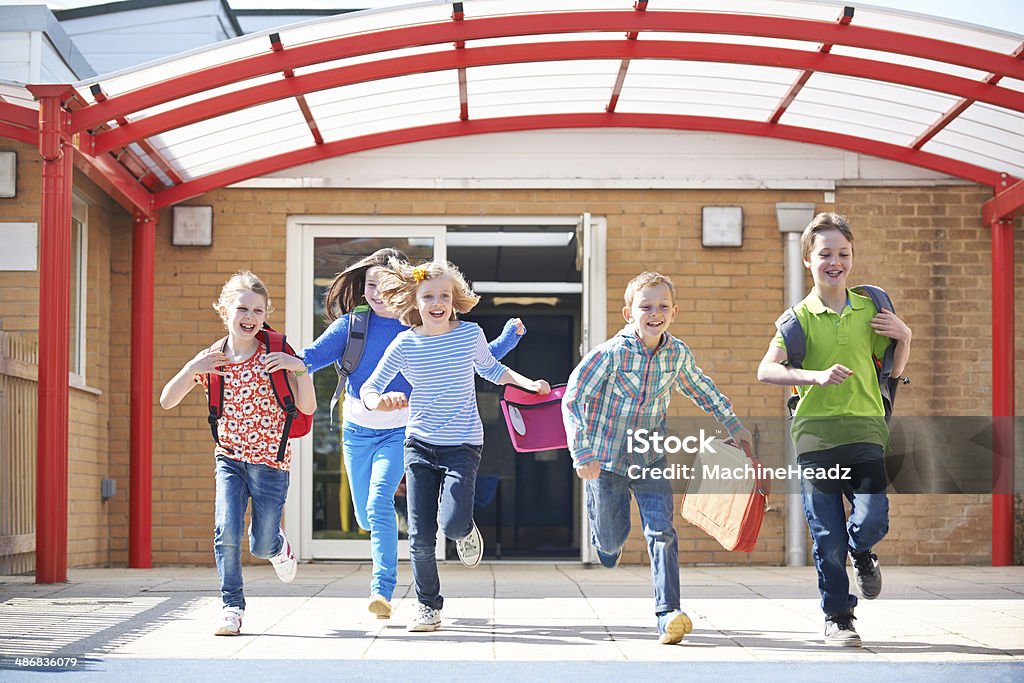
left=200, top=347, right=292, bottom=470
left=561, top=327, right=743, bottom=476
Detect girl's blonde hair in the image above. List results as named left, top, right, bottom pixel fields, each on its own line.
left=322, top=247, right=410, bottom=322
left=375, top=259, right=479, bottom=327
left=213, top=270, right=273, bottom=319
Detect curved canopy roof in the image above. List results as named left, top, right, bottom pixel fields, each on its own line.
left=5, top=0, right=1024, bottom=216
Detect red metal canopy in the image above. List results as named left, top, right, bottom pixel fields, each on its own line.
left=0, top=0, right=1020, bottom=580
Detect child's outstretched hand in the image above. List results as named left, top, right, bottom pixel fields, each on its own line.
left=815, top=364, right=853, bottom=386
left=263, top=351, right=306, bottom=374
left=870, top=308, right=912, bottom=343
left=575, top=461, right=601, bottom=480
left=377, top=391, right=409, bottom=411
left=502, top=317, right=526, bottom=336
left=532, top=379, right=551, bottom=395
left=732, top=427, right=754, bottom=457
left=189, top=347, right=228, bottom=377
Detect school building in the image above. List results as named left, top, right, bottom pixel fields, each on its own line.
left=0, top=0, right=1021, bottom=582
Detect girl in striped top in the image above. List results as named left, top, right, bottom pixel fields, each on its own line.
left=361, top=259, right=550, bottom=633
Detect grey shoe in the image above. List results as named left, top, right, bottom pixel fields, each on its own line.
left=407, top=603, right=441, bottom=632
left=824, top=612, right=862, bottom=647
left=456, top=522, right=484, bottom=568
left=851, top=550, right=882, bottom=599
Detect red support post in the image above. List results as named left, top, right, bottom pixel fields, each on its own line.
left=29, top=85, right=75, bottom=584
left=991, top=215, right=1015, bottom=566
left=129, top=212, right=155, bottom=568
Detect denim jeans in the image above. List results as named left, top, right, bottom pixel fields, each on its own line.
left=585, top=456, right=679, bottom=614
left=342, top=422, right=406, bottom=601
left=800, top=442, right=889, bottom=616
left=214, top=456, right=290, bottom=610
left=404, top=436, right=481, bottom=610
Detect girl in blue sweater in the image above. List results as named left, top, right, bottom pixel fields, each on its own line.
left=300, top=248, right=523, bottom=620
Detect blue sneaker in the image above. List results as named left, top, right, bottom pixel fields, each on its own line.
left=657, top=610, right=693, bottom=644
left=595, top=547, right=621, bottom=568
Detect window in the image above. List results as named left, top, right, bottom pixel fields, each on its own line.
left=69, top=196, right=87, bottom=381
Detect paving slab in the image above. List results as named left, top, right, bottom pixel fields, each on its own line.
left=1, top=563, right=1022, bottom=680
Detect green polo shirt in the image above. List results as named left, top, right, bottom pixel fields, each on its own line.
left=773, top=289, right=891, bottom=454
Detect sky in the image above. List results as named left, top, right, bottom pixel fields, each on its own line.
left=5, top=0, right=1023, bottom=35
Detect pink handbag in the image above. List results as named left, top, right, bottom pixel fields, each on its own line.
left=499, top=384, right=568, bottom=453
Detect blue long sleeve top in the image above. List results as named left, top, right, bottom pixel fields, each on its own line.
left=300, top=311, right=523, bottom=398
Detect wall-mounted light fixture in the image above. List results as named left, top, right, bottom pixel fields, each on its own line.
left=701, top=206, right=743, bottom=247
left=0, top=151, right=16, bottom=198
left=172, top=205, right=213, bottom=246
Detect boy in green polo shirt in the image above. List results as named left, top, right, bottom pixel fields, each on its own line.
left=757, top=212, right=911, bottom=647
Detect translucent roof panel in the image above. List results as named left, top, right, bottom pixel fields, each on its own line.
left=924, top=103, right=1024, bottom=177
left=829, top=45, right=990, bottom=82
left=461, top=0, right=842, bottom=22
left=783, top=73, right=962, bottom=145
left=617, top=61, right=797, bottom=120
left=129, top=72, right=284, bottom=122
left=467, top=61, right=618, bottom=117
left=850, top=6, right=1024, bottom=53
left=150, top=99, right=310, bottom=179
left=0, top=81, right=37, bottom=110
left=34, top=0, right=1019, bottom=202
left=306, top=71, right=461, bottom=140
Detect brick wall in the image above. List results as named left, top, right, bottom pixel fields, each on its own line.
left=5, top=140, right=1020, bottom=573
left=139, top=185, right=1019, bottom=568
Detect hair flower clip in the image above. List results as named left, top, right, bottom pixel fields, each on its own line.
left=412, top=265, right=429, bottom=283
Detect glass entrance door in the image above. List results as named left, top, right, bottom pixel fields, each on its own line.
left=285, top=221, right=444, bottom=559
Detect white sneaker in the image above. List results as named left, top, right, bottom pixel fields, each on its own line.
left=368, top=594, right=392, bottom=619
left=214, top=606, right=243, bottom=636
left=270, top=530, right=296, bottom=583
left=407, top=603, right=441, bottom=632
left=455, top=522, right=484, bottom=568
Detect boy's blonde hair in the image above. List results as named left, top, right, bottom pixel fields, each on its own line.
left=801, top=212, right=854, bottom=262
left=213, top=270, right=273, bottom=319
left=375, top=259, right=480, bottom=327
left=623, top=271, right=676, bottom=307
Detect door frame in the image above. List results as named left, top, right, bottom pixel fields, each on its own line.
left=284, top=214, right=606, bottom=562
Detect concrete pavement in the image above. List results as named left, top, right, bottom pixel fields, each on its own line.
left=1, top=563, right=1022, bottom=680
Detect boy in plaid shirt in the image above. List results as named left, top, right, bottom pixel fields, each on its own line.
left=562, top=271, right=752, bottom=644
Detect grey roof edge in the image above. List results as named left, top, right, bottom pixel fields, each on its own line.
left=54, top=0, right=243, bottom=39
left=0, top=6, right=97, bottom=80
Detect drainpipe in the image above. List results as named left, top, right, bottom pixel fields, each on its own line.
left=776, top=203, right=816, bottom=567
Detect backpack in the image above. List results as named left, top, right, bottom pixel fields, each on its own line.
left=328, top=304, right=370, bottom=430
left=499, top=384, right=569, bottom=453
left=207, top=324, right=313, bottom=462
left=775, top=284, right=908, bottom=422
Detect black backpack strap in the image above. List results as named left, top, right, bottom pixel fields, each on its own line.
left=330, top=305, right=371, bottom=431
left=207, top=337, right=229, bottom=448
left=260, top=325, right=299, bottom=461
left=775, top=308, right=805, bottom=369
left=853, top=284, right=902, bottom=422
left=775, top=308, right=805, bottom=417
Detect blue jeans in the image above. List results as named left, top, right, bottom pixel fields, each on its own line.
left=214, top=456, right=290, bottom=610
left=800, top=442, right=890, bottom=616
left=585, top=457, right=679, bottom=614
left=404, top=436, right=481, bottom=610
left=342, top=422, right=406, bottom=601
